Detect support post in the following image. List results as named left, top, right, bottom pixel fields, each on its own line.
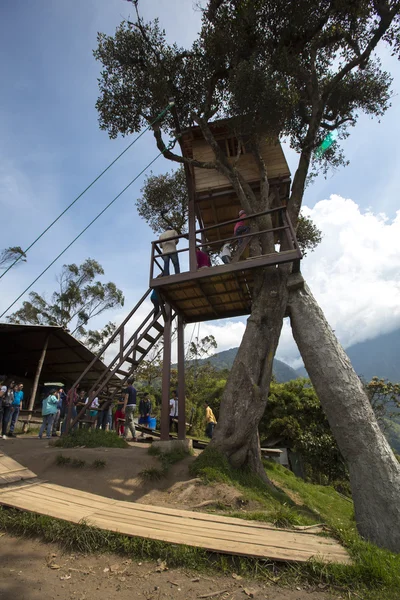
left=188, top=170, right=197, bottom=273
left=160, top=303, right=172, bottom=441
left=28, top=334, right=49, bottom=412
left=177, top=315, right=186, bottom=440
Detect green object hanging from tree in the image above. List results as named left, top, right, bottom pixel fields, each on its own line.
left=316, top=131, right=337, bottom=157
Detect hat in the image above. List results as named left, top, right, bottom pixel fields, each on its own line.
left=238, top=210, right=246, bottom=216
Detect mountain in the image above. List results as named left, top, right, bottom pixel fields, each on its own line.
left=296, top=328, right=400, bottom=382
left=194, top=347, right=299, bottom=383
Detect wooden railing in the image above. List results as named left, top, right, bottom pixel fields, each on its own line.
left=150, top=206, right=301, bottom=280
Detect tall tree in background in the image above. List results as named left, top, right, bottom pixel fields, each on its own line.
left=7, top=258, right=124, bottom=350
left=0, top=247, right=26, bottom=269
left=95, top=0, right=400, bottom=549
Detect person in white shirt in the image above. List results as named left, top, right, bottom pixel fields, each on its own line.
left=159, top=229, right=180, bottom=276
left=169, top=390, right=178, bottom=433
left=220, top=242, right=232, bottom=264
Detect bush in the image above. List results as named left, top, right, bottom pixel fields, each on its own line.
left=54, top=429, right=128, bottom=449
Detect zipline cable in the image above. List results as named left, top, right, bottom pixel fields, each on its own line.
left=0, top=138, right=177, bottom=319
left=0, top=102, right=174, bottom=281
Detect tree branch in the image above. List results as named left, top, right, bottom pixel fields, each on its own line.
left=151, top=125, right=217, bottom=169
left=323, top=3, right=400, bottom=98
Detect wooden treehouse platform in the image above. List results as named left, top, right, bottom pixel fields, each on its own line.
left=0, top=452, right=351, bottom=565
left=150, top=206, right=301, bottom=323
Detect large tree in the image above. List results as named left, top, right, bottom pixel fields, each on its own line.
left=8, top=258, right=124, bottom=350
left=94, top=0, right=400, bottom=549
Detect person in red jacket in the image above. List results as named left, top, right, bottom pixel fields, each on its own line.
left=196, top=247, right=211, bottom=269
left=234, top=210, right=250, bottom=247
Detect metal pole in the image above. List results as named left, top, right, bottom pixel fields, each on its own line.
left=160, top=302, right=172, bottom=441
left=177, top=315, right=186, bottom=440
left=28, top=334, right=50, bottom=412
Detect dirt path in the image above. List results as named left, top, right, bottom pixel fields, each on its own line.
left=0, top=437, right=256, bottom=511
left=0, top=534, right=338, bottom=600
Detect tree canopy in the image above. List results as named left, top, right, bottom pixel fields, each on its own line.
left=95, top=0, right=399, bottom=201
left=136, top=166, right=188, bottom=234
left=7, top=258, right=124, bottom=350
left=0, top=247, right=26, bottom=270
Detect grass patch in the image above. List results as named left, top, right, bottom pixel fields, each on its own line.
left=55, top=454, right=86, bottom=468
left=190, top=450, right=400, bottom=599
left=144, top=446, right=193, bottom=480
left=71, top=458, right=86, bottom=468
left=190, top=448, right=312, bottom=523
left=147, top=445, right=161, bottom=457
left=139, top=467, right=165, bottom=481
left=92, top=459, right=106, bottom=469
left=54, top=429, right=128, bottom=449
left=55, top=454, right=71, bottom=466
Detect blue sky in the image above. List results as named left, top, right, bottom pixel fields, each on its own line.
left=1, top=1, right=400, bottom=365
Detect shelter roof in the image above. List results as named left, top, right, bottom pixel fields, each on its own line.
left=0, top=323, right=120, bottom=389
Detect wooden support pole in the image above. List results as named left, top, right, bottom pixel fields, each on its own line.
left=160, top=303, right=172, bottom=441
left=177, top=315, right=186, bottom=440
left=28, top=334, right=49, bottom=412
left=188, top=170, right=197, bottom=273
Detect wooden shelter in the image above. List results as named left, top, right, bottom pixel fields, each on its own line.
left=0, top=323, right=121, bottom=410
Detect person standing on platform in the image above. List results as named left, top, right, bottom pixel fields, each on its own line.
left=61, top=386, right=79, bottom=434
left=169, top=390, right=178, bottom=433
left=205, top=401, right=217, bottom=438
left=220, top=242, right=232, bottom=264
left=52, top=388, right=66, bottom=436
left=234, top=210, right=250, bottom=247
left=114, top=395, right=125, bottom=436
left=150, top=288, right=160, bottom=314
left=0, top=376, right=7, bottom=434
left=1, top=380, right=15, bottom=439
left=122, top=377, right=138, bottom=441
left=196, top=247, right=211, bottom=269
left=96, top=397, right=112, bottom=430
left=38, top=389, right=59, bottom=439
left=138, top=393, right=152, bottom=435
left=159, top=229, right=180, bottom=276
left=8, top=383, right=24, bottom=437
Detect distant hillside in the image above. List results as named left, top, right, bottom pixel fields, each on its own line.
left=193, top=347, right=299, bottom=383
left=296, top=328, right=400, bottom=382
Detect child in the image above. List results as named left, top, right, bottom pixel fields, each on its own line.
left=39, top=389, right=59, bottom=439
left=220, top=242, right=232, bottom=264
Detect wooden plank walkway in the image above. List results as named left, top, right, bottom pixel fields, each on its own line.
left=0, top=452, right=351, bottom=565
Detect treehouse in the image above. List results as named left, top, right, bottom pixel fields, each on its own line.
left=68, top=120, right=302, bottom=443
left=150, top=119, right=301, bottom=323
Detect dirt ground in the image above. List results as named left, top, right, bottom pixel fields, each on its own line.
left=0, top=437, right=344, bottom=599
left=0, top=535, right=339, bottom=600
left=0, top=437, right=257, bottom=511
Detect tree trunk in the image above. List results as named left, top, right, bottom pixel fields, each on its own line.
left=288, top=281, right=400, bottom=552
left=210, top=266, right=289, bottom=481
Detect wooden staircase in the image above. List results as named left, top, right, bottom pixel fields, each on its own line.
left=69, top=290, right=175, bottom=423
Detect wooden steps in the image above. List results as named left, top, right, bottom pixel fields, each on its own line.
left=0, top=452, right=351, bottom=565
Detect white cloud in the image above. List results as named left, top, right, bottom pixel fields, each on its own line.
left=190, top=195, right=400, bottom=369
left=302, top=195, right=400, bottom=346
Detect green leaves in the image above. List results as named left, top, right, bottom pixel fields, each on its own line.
left=136, top=166, right=188, bottom=234
left=7, top=258, right=124, bottom=351
left=0, top=246, right=26, bottom=269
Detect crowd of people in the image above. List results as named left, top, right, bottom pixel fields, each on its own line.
left=1, top=375, right=217, bottom=441
left=157, top=209, right=250, bottom=277
left=0, top=376, right=24, bottom=439
left=0, top=376, right=156, bottom=441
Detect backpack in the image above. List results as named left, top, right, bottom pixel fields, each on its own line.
left=2, top=388, right=14, bottom=407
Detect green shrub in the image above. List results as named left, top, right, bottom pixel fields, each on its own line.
left=54, top=429, right=128, bottom=449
